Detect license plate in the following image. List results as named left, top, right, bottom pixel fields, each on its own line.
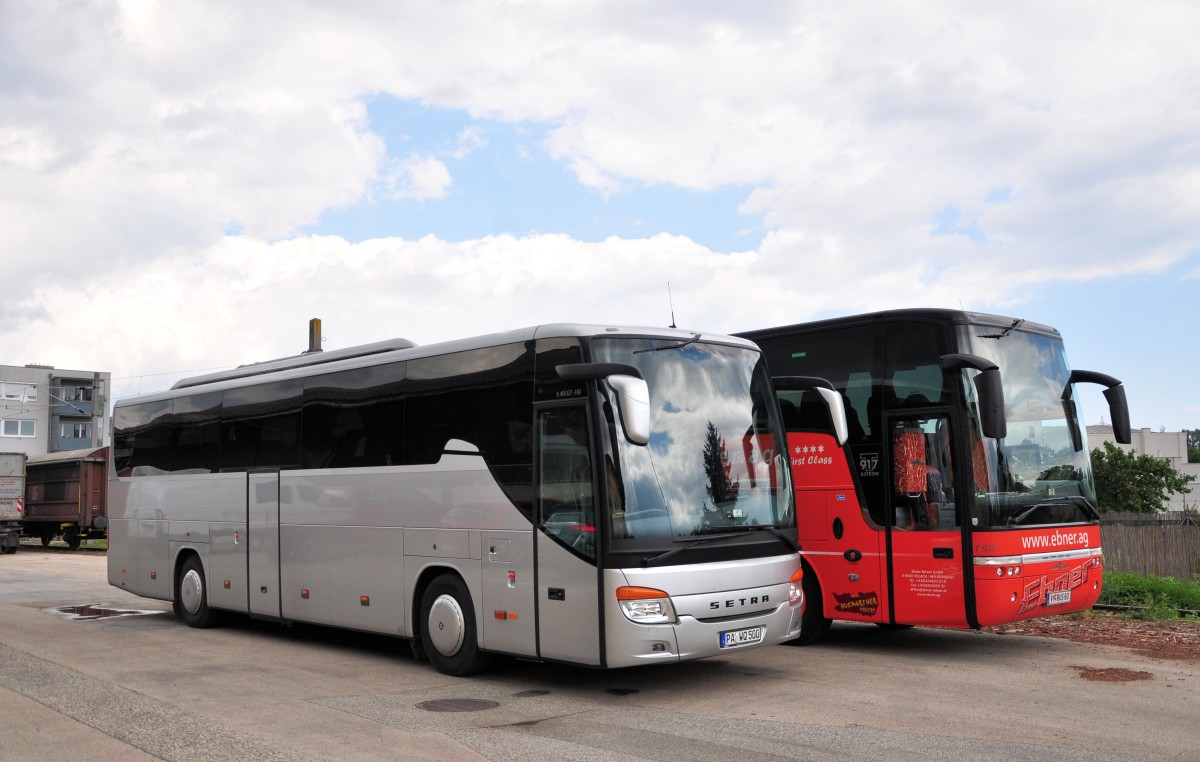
left=720, top=626, right=765, bottom=648
left=1046, top=590, right=1071, bottom=606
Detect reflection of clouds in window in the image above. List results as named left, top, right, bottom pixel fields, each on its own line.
left=648, top=431, right=673, bottom=454
left=966, top=329, right=1070, bottom=424
left=961, top=326, right=1096, bottom=515
left=594, top=339, right=786, bottom=538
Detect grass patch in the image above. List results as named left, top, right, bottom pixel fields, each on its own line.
left=1098, top=571, right=1200, bottom=619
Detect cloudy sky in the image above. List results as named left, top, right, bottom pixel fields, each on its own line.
left=2, top=1, right=1197, bottom=431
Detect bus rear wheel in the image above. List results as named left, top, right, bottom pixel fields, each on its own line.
left=420, top=574, right=491, bottom=676
left=177, top=555, right=218, bottom=628
left=789, top=565, right=832, bottom=646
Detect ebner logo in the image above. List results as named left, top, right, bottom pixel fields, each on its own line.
left=1021, top=531, right=1090, bottom=550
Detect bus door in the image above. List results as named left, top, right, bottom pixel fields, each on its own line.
left=246, top=470, right=281, bottom=618
left=534, top=405, right=601, bottom=665
left=886, top=413, right=968, bottom=627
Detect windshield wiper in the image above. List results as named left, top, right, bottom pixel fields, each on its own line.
left=639, top=524, right=797, bottom=566
left=979, top=319, right=1025, bottom=339
left=1007, top=496, right=1100, bottom=527
left=641, top=531, right=745, bottom=566
left=634, top=332, right=702, bottom=354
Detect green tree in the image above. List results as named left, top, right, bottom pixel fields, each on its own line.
left=1090, top=442, right=1192, bottom=514
left=1186, top=429, right=1200, bottom=463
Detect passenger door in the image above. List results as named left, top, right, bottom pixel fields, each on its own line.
left=886, top=413, right=968, bottom=627
left=534, top=405, right=601, bottom=665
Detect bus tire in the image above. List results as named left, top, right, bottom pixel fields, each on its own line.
left=177, top=555, right=218, bottom=628
left=420, top=574, right=491, bottom=676
left=789, top=565, right=832, bottom=646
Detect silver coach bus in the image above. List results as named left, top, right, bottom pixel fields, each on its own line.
left=108, top=324, right=806, bottom=675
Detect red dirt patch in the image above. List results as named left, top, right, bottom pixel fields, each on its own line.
left=1072, top=666, right=1155, bottom=682
left=986, top=612, right=1200, bottom=663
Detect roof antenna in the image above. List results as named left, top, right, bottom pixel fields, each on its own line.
left=668, top=282, right=677, bottom=329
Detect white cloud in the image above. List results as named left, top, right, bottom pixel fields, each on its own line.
left=381, top=154, right=452, bottom=201
left=2, top=0, right=1199, bottom=419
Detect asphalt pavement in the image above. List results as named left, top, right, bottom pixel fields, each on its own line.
left=2, top=550, right=1196, bottom=761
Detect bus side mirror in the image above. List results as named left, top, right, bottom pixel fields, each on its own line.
left=772, top=376, right=850, bottom=446
left=556, top=363, right=651, bottom=446
left=1064, top=370, right=1131, bottom=446
left=972, top=368, right=1007, bottom=441
left=940, top=354, right=1006, bottom=441
left=608, top=375, right=651, bottom=446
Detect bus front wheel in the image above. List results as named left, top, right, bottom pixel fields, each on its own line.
left=420, top=574, right=492, bottom=676
left=177, top=555, right=218, bottom=628
left=790, top=565, right=832, bottom=646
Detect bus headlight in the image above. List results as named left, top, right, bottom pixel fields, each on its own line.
left=789, top=567, right=804, bottom=606
left=616, top=586, right=677, bottom=625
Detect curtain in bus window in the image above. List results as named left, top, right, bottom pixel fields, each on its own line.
left=220, top=380, right=303, bottom=470
left=893, top=428, right=927, bottom=494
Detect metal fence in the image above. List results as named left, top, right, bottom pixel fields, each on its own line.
left=1100, top=516, right=1200, bottom=581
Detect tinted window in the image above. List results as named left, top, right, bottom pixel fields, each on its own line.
left=756, top=325, right=880, bottom=442
left=885, top=323, right=947, bottom=407
left=302, top=362, right=406, bottom=468
left=405, top=342, right=535, bottom=514
left=113, top=400, right=173, bottom=476
left=221, top=380, right=303, bottom=470
left=172, top=392, right=222, bottom=474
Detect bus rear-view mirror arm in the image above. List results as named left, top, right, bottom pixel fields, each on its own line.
left=772, top=376, right=850, bottom=446
left=556, top=363, right=651, bottom=446
left=1063, top=370, right=1131, bottom=446
left=940, top=354, right=1007, bottom=441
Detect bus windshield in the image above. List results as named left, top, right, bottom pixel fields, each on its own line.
left=591, top=338, right=791, bottom=553
left=960, top=326, right=1098, bottom=528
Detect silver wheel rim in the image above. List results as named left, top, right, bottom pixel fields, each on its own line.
left=427, top=594, right=465, bottom=657
left=180, top=568, right=204, bottom=616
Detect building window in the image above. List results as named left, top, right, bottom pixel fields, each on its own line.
left=62, top=386, right=94, bottom=402
left=1, top=383, right=37, bottom=401
left=1, top=419, right=36, bottom=438
left=61, top=422, right=92, bottom=439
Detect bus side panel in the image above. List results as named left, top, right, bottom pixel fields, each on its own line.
left=107, top=479, right=137, bottom=592
left=138, top=519, right=171, bottom=599
left=279, top=524, right=332, bottom=626
left=480, top=531, right=537, bottom=656
left=327, top=526, right=405, bottom=634
left=207, top=522, right=248, bottom=613
left=811, top=491, right=887, bottom=624
left=789, top=431, right=888, bottom=624
left=107, top=518, right=139, bottom=592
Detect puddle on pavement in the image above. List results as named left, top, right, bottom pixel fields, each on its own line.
left=44, top=604, right=167, bottom=621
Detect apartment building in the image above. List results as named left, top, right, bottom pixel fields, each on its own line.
left=0, top=364, right=110, bottom=456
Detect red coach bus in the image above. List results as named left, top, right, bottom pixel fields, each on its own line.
left=738, top=309, right=1130, bottom=643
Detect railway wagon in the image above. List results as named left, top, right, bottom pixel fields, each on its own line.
left=22, top=446, right=109, bottom=550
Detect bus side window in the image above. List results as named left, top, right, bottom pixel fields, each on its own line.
left=537, top=407, right=595, bottom=559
